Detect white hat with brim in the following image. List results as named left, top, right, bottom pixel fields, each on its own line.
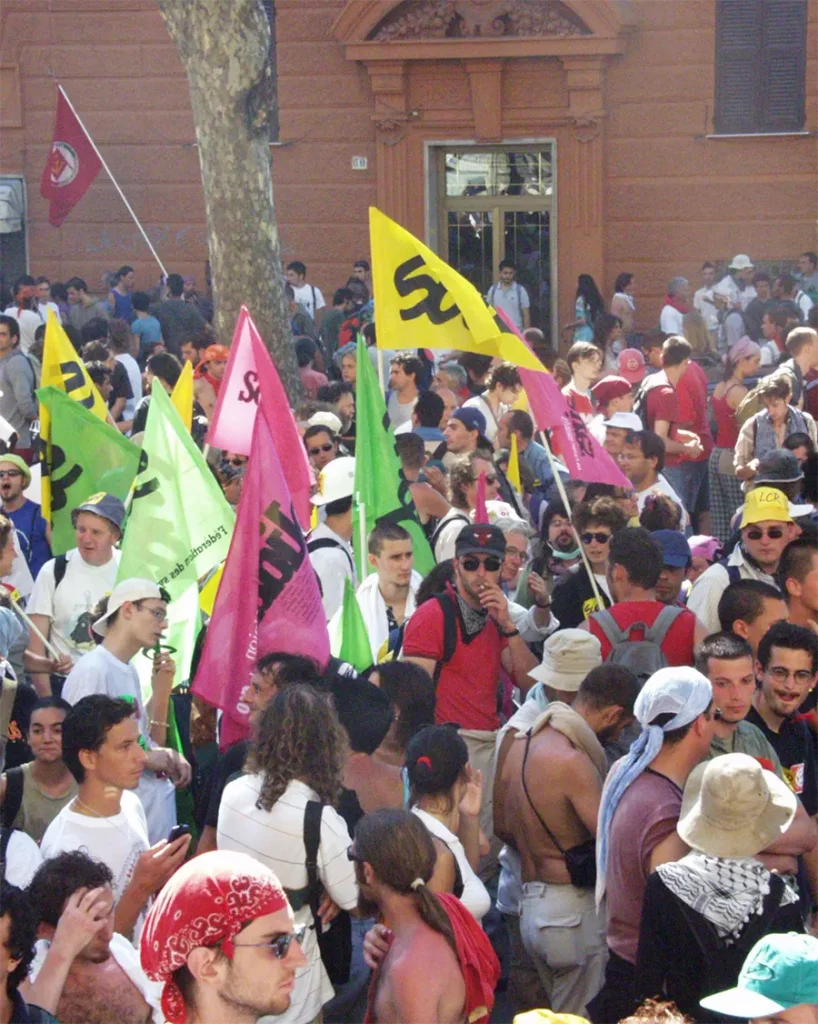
left=528, top=630, right=602, bottom=691
left=729, top=254, right=754, bottom=270
left=307, top=411, right=343, bottom=435
left=700, top=986, right=787, bottom=1019
left=311, top=456, right=356, bottom=506
left=602, top=411, right=642, bottom=432
left=677, top=753, right=796, bottom=859
left=92, top=578, right=167, bottom=637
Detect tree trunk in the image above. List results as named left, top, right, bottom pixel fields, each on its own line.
left=157, top=0, right=298, bottom=397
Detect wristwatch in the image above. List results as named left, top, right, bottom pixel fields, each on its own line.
left=499, top=627, right=520, bottom=638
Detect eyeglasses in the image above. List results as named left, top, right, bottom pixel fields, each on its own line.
left=483, top=474, right=498, bottom=485
left=581, top=532, right=612, bottom=545
left=308, top=443, right=334, bottom=456
left=0, top=470, right=22, bottom=480
left=460, top=555, right=502, bottom=573
left=136, top=604, right=167, bottom=622
left=745, top=527, right=785, bottom=541
left=224, top=457, right=245, bottom=466
left=768, top=666, right=815, bottom=685
left=231, top=923, right=307, bottom=959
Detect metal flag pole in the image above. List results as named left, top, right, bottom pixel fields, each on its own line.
left=57, top=84, right=168, bottom=276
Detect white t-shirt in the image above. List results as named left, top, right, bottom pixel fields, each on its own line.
left=716, top=274, right=756, bottom=312
left=29, top=933, right=164, bottom=1023
left=116, top=352, right=142, bottom=421
left=218, top=776, right=358, bottom=1024
left=27, top=549, right=121, bottom=662
left=2, top=306, right=45, bottom=354
left=41, top=790, right=150, bottom=903
left=693, top=287, right=719, bottom=331
left=412, top=807, right=490, bottom=922
left=635, top=474, right=690, bottom=531
left=4, top=829, right=42, bottom=887
left=292, top=283, right=325, bottom=321
left=307, top=523, right=356, bottom=620
left=387, top=391, right=417, bottom=429
left=659, top=305, right=684, bottom=335
left=485, top=281, right=530, bottom=332
left=61, top=645, right=176, bottom=844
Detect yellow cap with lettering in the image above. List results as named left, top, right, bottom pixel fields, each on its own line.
left=739, top=486, right=794, bottom=529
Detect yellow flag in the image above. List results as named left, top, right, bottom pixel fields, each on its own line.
left=171, top=360, right=194, bottom=431
left=39, top=310, right=109, bottom=521
left=507, top=431, right=522, bottom=492
left=369, top=207, right=546, bottom=372
left=199, top=563, right=224, bottom=617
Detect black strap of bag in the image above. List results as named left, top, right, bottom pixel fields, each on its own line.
left=1, top=766, right=24, bottom=829
left=304, top=800, right=352, bottom=986
left=521, top=729, right=596, bottom=889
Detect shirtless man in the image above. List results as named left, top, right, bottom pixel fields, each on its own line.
left=354, top=808, right=500, bottom=1024
left=25, top=851, right=159, bottom=1023
left=494, top=665, right=639, bottom=1016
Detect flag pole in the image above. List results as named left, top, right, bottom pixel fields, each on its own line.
left=376, top=348, right=386, bottom=394
left=356, top=493, right=368, bottom=582
left=56, top=85, right=168, bottom=276
left=537, top=430, right=603, bottom=609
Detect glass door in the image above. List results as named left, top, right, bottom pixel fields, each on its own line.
left=437, top=147, right=555, bottom=345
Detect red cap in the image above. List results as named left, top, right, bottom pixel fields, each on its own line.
left=617, top=348, right=646, bottom=384
left=591, top=375, right=632, bottom=407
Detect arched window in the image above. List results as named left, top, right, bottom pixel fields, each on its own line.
left=714, top=0, right=807, bottom=135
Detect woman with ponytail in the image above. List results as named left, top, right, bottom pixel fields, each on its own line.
left=354, top=808, right=500, bottom=1024
left=404, top=725, right=490, bottom=922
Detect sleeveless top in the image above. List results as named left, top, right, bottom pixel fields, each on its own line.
left=412, top=806, right=491, bottom=922
left=11, top=762, right=78, bottom=844
left=712, top=385, right=740, bottom=449
left=111, top=290, right=135, bottom=324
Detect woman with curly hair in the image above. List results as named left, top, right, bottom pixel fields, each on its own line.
left=431, top=451, right=500, bottom=562
left=217, top=685, right=359, bottom=1024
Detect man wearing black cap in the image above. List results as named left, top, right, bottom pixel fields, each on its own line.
left=443, top=407, right=488, bottom=462
left=27, top=493, right=125, bottom=696
left=402, top=523, right=539, bottom=849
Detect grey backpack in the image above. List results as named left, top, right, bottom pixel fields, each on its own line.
left=591, top=605, right=685, bottom=686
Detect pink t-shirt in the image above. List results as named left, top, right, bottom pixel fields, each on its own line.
left=605, top=767, right=683, bottom=964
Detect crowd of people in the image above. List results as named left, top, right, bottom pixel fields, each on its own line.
left=0, top=248, right=817, bottom=1024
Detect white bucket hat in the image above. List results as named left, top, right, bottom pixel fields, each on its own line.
left=602, top=411, right=642, bottom=432
left=311, top=456, right=356, bottom=506
left=528, top=630, right=603, bottom=691
left=729, top=254, right=754, bottom=271
left=678, top=752, right=796, bottom=858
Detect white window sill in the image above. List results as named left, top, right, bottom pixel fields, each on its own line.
left=705, top=131, right=813, bottom=139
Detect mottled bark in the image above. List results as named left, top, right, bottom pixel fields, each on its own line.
left=157, top=0, right=298, bottom=397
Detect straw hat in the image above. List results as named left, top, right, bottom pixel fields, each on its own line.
left=677, top=753, right=796, bottom=858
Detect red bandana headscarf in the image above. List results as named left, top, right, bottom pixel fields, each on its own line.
left=140, top=850, right=289, bottom=1024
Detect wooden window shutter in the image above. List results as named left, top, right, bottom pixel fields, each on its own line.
left=759, top=0, right=807, bottom=132
left=715, top=0, right=763, bottom=134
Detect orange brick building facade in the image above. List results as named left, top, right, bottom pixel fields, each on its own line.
left=1, top=0, right=816, bottom=343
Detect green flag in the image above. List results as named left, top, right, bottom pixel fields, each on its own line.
left=332, top=577, right=374, bottom=672
left=36, top=386, right=141, bottom=555
left=353, top=340, right=435, bottom=581
left=117, top=383, right=235, bottom=692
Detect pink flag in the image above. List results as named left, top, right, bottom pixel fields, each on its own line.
left=474, top=471, right=488, bottom=523
left=193, top=404, right=330, bottom=749
left=494, top=309, right=630, bottom=488
left=207, top=306, right=312, bottom=528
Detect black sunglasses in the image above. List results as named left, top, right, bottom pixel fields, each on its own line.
left=460, top=555, right=502, bottom=573
left=745, top=527, right=785, bottom=541
left=308, top=443, right=334, bottom=456
left=230, top=923, right=307, bottom=959
left=581, top=531, right=612, bottom=545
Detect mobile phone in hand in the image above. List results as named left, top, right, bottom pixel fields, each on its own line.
left=167, top=824, right=191, bottom=844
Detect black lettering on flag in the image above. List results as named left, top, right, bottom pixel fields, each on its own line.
left=59, top=360, right=95, bottom=410
left=49, top=443, right=83, bottom=512
left=394, top=256, right=461, bottom=326
left=567, top=407, right=595, bottom=460
left=238, top=370, right=260, bottom=405
left=257, top=500, right=306, bottom=621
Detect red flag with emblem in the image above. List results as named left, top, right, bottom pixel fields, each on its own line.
left=40, top=88, right=102, bottom=227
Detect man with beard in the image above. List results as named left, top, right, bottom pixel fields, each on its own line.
left=140, top=851, right=306, bottom=1024
left=494, top=665, right=639, bottom=1016
left=352, top=808, right=500, bottom=1024
left=0, top=454, right=50, bottom=577
left=538, top=500, right=581, bottom=580
left=25, top=851, right=162, bottom=1023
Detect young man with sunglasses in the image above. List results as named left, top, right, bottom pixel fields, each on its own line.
left=0, top=454, right=51, bottom=577
left=61, top=578, right=191, bottom=842
left=688, top=487, right=798, bottom=634
left=140, top=850, right=307, bottom=1024
left=302, top=424, right=338, bottom=472
left=402, top=524, right=539, bottom=851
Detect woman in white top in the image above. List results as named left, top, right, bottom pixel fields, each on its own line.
left=217, top=686, right=359, bottom=1024
left=432, top=452, right=501, bottom=562
left=610, top=272, right=635, bottom=336
left=462, top=362, right=522, bottom=445
left=406, top=725, right=491, bottom=923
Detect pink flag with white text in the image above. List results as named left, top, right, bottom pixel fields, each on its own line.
left=207, top=306, right=312, bottom=527
left=193, top=404, right=330, bottom=749
left=494, top=309, right=630, bottom=488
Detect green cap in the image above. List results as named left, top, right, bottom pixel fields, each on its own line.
left=700, top=933, right=818, bottom=1017
left=0, top=453, right=31, bottom=485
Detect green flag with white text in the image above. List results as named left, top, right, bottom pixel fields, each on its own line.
left=36, top=385, right=141, bottom=555
left=352, top=341, right=434, bottom=581
left=117, top=384, right=235, bottom=691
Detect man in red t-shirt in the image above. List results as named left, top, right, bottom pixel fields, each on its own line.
left=585, top=528, right=707, bottom=667
left=668, top=344, right=714, bottom=533
left=638, top=336, right=703, bottom=477
left=402, top=523, right=538, bottom=845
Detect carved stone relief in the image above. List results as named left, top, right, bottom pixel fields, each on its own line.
left=369, top=0, right=591, bottom=41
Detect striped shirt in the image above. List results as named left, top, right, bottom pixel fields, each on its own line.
left=217, top=776, right=358, bottom=1024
